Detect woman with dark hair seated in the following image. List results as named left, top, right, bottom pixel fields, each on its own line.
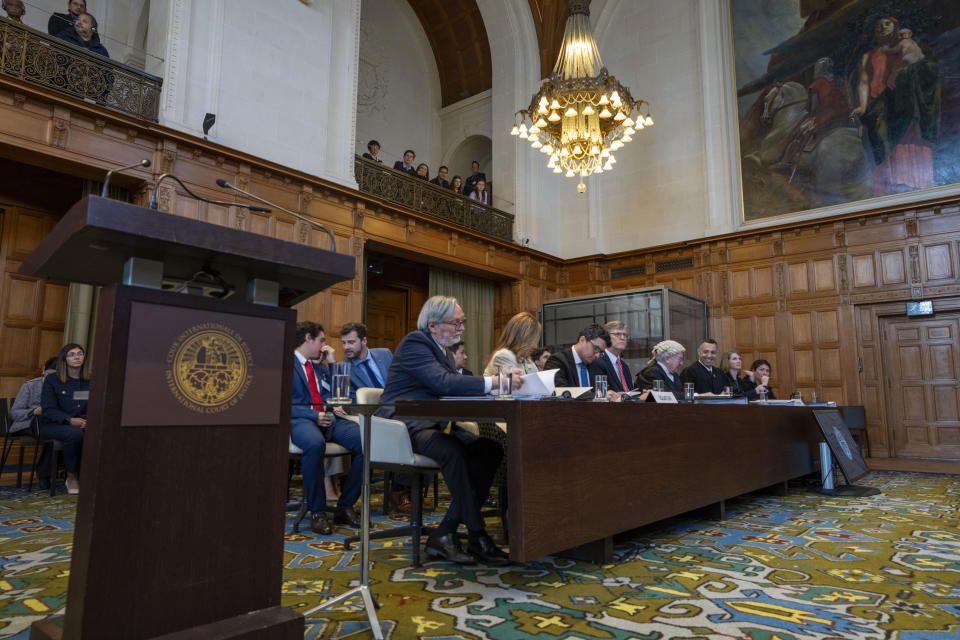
left=40, top=343, right=90, bottom=495
left=415, top=163, right=429, bottom=180
left=741, top=358, right=775, bottom=400
left=450, top=175, right=464, bottom=195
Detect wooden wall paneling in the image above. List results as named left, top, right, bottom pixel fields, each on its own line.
left=922, top=242, right=955, bottom=281
left=880, top=249, right=907, bottom=285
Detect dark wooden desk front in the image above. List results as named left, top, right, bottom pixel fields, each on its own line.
left=396, top=401, right=824, bottom=562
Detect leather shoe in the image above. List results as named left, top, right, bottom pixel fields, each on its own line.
left=424, top=533, right=475, bottom=564
left=333, top=506, right=361, bottom=528
left=309, top=512, right=332, bottom=535
left=467, top=533, right=510, bottom=566
left=390, top=489, right=412, bottom=514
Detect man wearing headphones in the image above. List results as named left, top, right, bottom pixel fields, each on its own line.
left=55, top=11, right=109, bottom=58
left=3, top=0, right=25, bottom=22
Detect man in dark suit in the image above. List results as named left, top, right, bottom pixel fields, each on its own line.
left=378, top=296, right=523, bottom=565
left=589, top=320, right=633, bottom=395
left=680, top=339, right=726, bottom=394
left=449, top=340, right=472, bottom=375
left=430, top=165, right=451, bottom=189
left=292, top=322, right=364, bottom=535
left=393, top=149, right=418, bottom=176
left=48, top=0, right=85, bottom=35
left=340, top=322, right=392, bottom=400
left=543, top=324, right=610, bottom=388
left=463, top=161, right=486, bottom=196
left=635, top=339, right=686, bottom=400
left=56, top=11, right=109, bottom=57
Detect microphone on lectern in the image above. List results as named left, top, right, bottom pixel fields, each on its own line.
left=148, top=174, right=272, bottom=213
left=215, top=178, right=336, bottom=252
left=101, top=159, right=151, bottom=198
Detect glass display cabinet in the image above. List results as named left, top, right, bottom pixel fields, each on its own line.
left=540, top=287, right=708, bottom=374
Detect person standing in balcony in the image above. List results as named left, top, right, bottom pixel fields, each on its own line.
left=48, top=0, right=86, bottom=35
left=362, top=139, right=383, bottom=163
left=3, top=0, right=25, bottom=22
left=393, top=149, right=418, bottom=176
left=56, top=12, right=109, bottom=58
left=430, top=165, right=450, bottom=189
left=463, top=161, right=487, bottom=196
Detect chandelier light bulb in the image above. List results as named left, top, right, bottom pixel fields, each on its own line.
left=623, top=118, right=634, bottom=127
left=560, top=147, right=570, bottom=157
left=529, top=125, right=540, bottom=135
left=565, top=169, right=575, bottom=177
left=582, top=105, right=596, bottom=116
left=510, top=125, right=519, bottom=136
left=550, top=99, right=561, bottom=110
left=624, top=127, right=635, bottom=135
left=548, top=111, right=561, bottom=122
left=519, top=123, right=527, bottom=134
left=589, top=144, right=600, bottom=155
left=644, top=115, right=654, bottom=126
left=553, top=166, right=563, bottom=173
left=572, top=144, right=583, bottom=155
left=564, top=107, right=578, bottom=117
left=600, top=148, right=610, bottom=158
left=621, top=134, right=632, bottom=142
left=535, top=117, right=548, bottom=128
left=594, top=166, right=603, bottom=174
left=613, top=112, right=626, bottom=121
left=636, top=120, right=645, bottom=129
left=598, top=94, right=609, bottom=105
left=603, top=161, right=612, bottom=171
left=532, top=140, right=542, bottom=149
left=611, top=140, right=623, bottom=150
left=598, top=108, right=612, bottom=119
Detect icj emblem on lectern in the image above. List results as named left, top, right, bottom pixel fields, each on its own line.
left=165, top=323, right=253, bottom=413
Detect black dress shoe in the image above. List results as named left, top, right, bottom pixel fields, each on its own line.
left=333, top=506, right=362, bottom=528
left=424, top=533, right=475, bottom=564
left=310, top=512, right=332, bottom=535
left=467, top=533, right=510, bottom=566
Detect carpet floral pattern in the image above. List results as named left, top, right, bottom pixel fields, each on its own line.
left=1, top=471, right=959, bottom=639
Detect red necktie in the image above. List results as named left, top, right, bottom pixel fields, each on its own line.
left=304, top=362, right=325, bottom=412
left=616, top=357, right=629, bottom=391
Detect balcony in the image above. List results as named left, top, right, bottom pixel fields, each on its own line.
left=355, top=156, right=514, bottom=242
left=0, top=18, right=161, bottom=122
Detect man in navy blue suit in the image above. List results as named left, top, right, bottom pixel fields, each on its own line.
left=378, top=296, right=523, bottom=565
left=340, top=322, right=392, bottom=400
left=292, top=322, right=364, bottom=535
left=589, top=320, right=634, bottom=396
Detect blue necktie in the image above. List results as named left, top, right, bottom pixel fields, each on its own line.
left=578, top=362, right=589, bottom=386
left=359, top=359, right=382, bottom=387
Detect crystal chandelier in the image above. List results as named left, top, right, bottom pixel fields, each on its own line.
left=511, top=0, right=653, bottom=193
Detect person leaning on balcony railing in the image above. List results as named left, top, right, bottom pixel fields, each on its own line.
left=362, top=139, right=383, bottom=163
left=430, top=165, right=450, bottom=189
left=56, top=11, right=108, bottom=58
left=393, top=149, right=418, bottom=176
left=3, top=0, right=25, bottom=23
left=468, top=179, right=489, bottom=204
left=48, top=0, right=86, bottom=36
left=450, top=175, right=464, bottom=195
left=415, top=163, right=429, bottom=181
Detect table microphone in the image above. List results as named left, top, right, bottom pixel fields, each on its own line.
left=101, top=159, right=151, bottom=198
left=215, top=178, right=336, bottom=251
left=149, top=173, right=273, bottom=213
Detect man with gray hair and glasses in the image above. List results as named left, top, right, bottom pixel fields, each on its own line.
left=378, top=295, right=524, bottom=566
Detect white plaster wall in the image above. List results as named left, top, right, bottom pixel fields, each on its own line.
left=355, top=0, right=441, bottom=171
left=440, top=90, right=492, bottom=179
left=158, top=0, right=360, bottom=188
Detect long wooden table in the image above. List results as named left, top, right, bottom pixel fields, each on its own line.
left=395, top=400, right=824, bottom=562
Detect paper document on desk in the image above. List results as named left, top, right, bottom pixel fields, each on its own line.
left=519, top=369, right=559, bottom=396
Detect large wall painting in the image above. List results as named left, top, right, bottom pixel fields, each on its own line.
left=732, top=0, right=960, bottom=221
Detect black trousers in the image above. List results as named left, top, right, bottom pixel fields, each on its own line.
left=412, top=425, right=502, bottom=533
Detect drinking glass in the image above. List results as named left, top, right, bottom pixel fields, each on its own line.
left=723, top=386, right=732, bottom=395
left=594, top=375, right=608, bottom=401
left=652, top=380, right=664, bottom=392
left=758, top=389, right=768, bottom=404
left=683, top=382, right=695, bottom=402
left=496, top=366, right=513, bottom=400
left=791, top=391, right=803, bottom=405
left=330, top=362, right=351, bottom=404
left=810, top=392, right=818, bottom=404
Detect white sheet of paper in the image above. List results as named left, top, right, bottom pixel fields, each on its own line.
left=520, top=368, right=559, bottom=396
left=651, top=390, right=677, bottom=403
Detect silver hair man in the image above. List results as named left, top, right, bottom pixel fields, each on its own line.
left=417, top=295, right=459, bottom=331
left=648, top=339, right=685, bottom=365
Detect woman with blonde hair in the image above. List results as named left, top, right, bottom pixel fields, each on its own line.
left=483, top=311, right=541, bottom=377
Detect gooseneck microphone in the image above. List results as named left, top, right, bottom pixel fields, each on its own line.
left=215, top=178, right=336, bottom=252
left=149, top=174, right=273, bottom=213
left=101, top=159, right=151, bottom=198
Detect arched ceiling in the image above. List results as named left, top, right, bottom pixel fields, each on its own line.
left=405, top=0, right=568, bottom=106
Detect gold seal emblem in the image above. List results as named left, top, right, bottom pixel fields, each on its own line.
left=166, top=323, right=253, bottom=413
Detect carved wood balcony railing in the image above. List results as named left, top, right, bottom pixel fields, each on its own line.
left=354, top=156, right=515, bottom=241
left=0, top=18, right=161, bottom=121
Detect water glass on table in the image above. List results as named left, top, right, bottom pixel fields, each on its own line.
left=594, top=375, right=608, bottom=401
left=330, top=362, right=351, bottom=404
left=683, top=382, right=695, bottom=402
left=652, top=380, right=664, bottom=392
left=791, top=391, right=803, bottom=405
left=496, top=365, right=513, bottom=400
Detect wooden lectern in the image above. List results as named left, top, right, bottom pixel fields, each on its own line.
left=21, top=196, right=354, bottom=639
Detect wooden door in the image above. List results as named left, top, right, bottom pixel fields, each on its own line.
left=365, top=286, right=409, bottom=352
left=881, top=314, right=960, bottom=459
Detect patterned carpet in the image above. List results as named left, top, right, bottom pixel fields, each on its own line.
left=1, top=471, right=959, bottom=639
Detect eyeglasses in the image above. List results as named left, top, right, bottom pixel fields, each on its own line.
left=588, top=340, right=606, bottom=353
left=440, top=318, right=466, bottom=329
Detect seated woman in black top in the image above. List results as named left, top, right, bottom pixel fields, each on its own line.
left=634, top=339, right=686, bottom=400
left=40, top=343, right=90, bottom=495
left=720, top=350, right=748, bottom=395
left=741, top=358, right=775, bottom=401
